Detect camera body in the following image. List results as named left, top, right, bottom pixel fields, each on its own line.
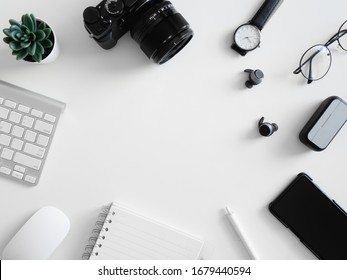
left=83, top=0, right=193, bottom=64
left=83, top=0, right=137, bottom=50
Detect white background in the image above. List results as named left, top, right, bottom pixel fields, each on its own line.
left=0, top=0, right=347, bottom=260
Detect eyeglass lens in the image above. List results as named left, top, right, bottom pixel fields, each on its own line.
left=338, top=20, right=347, bottom=51
left=299, top=45, right=332, bottom=81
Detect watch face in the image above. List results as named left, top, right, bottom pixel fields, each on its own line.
left=234, top=24, right=261, bottom=51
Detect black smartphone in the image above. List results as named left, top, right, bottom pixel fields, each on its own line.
left=269, top=173, right=347, bottom=259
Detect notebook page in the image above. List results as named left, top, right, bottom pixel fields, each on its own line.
left=89, top=203, right=203, bottom=260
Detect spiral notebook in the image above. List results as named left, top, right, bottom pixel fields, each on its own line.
left=83, top=203, right=204, bottom=260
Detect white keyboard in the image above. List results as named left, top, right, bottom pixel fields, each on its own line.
left=0, top=80, right=65, bottom=185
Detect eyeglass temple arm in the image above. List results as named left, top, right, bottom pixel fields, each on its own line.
left=307, top=59, right=313, bottom=84
left=293, top=49, right=321, bottom=75
left=325, top=33, right=340, bottom=46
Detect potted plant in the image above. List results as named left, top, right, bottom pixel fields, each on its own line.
left=2, top=13, right=59, bottom=63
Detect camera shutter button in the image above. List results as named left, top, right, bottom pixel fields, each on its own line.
left=83, top=7, right=101, bottom=24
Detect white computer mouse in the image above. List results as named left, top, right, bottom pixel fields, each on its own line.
left=2, top=206, right=70, bottom=259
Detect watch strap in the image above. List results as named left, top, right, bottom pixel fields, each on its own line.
left=231, top=43, right=248, bottom=56
left=250, top=0, right=283, bottom=31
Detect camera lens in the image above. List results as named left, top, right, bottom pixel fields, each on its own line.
left=130, top=0, right=193, bottom=64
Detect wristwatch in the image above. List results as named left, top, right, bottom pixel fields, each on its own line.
left=231, top=0, right=283, bottom=56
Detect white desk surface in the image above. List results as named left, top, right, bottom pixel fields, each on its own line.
left=1, top=0, right=347, bottom=260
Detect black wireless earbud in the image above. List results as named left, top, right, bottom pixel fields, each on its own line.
left=244, top=69, right=264, bottom=88
left=258, top=117, right=278, bottom=137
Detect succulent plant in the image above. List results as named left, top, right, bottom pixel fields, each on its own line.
left=3, top=13, right=53, bottom=62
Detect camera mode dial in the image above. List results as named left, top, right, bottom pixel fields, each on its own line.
left=105, top=0, right=124, bottom=15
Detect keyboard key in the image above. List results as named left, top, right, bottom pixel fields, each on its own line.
left=0, top=166, right=11, bottom=175
left=24, top=130, right=37, bottom=142
left=0, top=107, right=9, bottom=119
left=34, top=120, right=53, bottom=134
left=22, top=116, right=35, bottom=128
left=36, top=134, right=49, bottom=147
left=12, top=171, right=24, bottom=180
left=1, top=148, right=14, bottom=160
left=9, top=111, right=22, bottom=123
left=13, top=152, right=42, bottom=170
left=17, top=104, right=30, bottom=113
left=44, top=114, right=56, bottom=123
left=0, top=134, right=11, bottom=146
left=11, top=126, right=24, bottom=138
left=11, top=138, right=24, bottom=151
left=24, top=175, right=36, bottom=184
left=24, top=143, right=45, bottom=158
left=31, top=109, right=43, bottom=118
left=14, top=165, right=26, bottom=173
left=0, top=121, right=12, bottom=133
left=0, top=98, right=3, bottom=104
left=4, top=100, right=16, bottom=109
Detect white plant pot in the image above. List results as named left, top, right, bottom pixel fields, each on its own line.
left=39, top=29, right=59, bottom=64
left=23, top=19, right=59, bottom=64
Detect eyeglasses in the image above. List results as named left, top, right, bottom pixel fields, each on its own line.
left=293, top=20, right=347, bottom=84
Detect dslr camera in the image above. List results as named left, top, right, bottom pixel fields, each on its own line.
left=83, top=0, right=193, bottom=64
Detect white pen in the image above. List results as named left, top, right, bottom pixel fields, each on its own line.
left=225, top=207, right=258, bottom=260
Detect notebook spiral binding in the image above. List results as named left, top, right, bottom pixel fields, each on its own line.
left=82, top=203, right=116, bottom=260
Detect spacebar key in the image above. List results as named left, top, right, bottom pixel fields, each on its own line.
left=13, top=152, right=42, bottom=170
